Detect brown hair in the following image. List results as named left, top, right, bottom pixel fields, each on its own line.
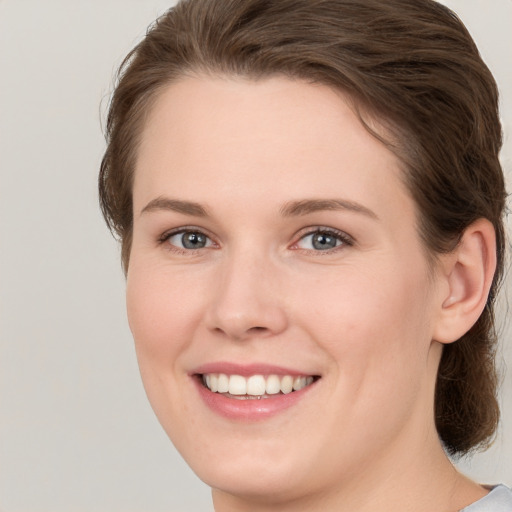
left=99, top=0, right=506, bottom=455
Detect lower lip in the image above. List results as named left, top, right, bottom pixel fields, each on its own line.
left=193, top=377, right=316, bottom=421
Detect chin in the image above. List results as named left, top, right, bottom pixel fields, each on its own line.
left=202, top=462, right=314, bottom=506
left=176, top=430, right=339, bottom=506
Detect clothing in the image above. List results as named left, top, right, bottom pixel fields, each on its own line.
left=461, top=485, right=512, bottom=511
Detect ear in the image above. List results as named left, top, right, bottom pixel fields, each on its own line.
left=433, top=218, right=497, bottom=344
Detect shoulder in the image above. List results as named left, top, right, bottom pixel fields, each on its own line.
left=461, top=485, right=512, bottom=512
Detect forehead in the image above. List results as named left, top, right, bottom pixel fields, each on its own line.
left=133, top=75, right=413, bottom=222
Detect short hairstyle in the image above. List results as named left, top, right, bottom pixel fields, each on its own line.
left=99, top=0, right=506, bottom=456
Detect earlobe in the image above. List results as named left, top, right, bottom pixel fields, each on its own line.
left=433, top=219, right=497, bottom=344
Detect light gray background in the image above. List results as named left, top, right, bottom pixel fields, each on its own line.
left=0, top=1, right=510, bottom=511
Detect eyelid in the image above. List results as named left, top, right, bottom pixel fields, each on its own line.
left=290, top=226, right=355, bottom=251
left=158, top=226, right=218, bottom=252
left=156, top=225, right=354, bottom=254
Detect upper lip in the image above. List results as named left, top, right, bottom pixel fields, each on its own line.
left=191, top=362, right=319, bottom=377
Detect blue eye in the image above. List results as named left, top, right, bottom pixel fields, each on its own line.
left=165, top=230, right=213, bottom=250
left=296, top=230, right=351, bottom=251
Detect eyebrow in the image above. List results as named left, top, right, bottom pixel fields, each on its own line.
left=280, top=199, right=378, bottom=220
left=140, top=197, right=208, bottom=217
left=140, top=196, right=378, bottom=220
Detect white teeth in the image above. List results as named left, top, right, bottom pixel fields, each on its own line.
left=247, top=375, right=266, bottom=395
left=228, top=375, right=247, bottom=395
left=293, top=376, right=306, bottom=391
left=209, top=374, right=218, bottom=392
left=202, top=373, right=316, bottom=396
left=281, top=375, right=293, bottom=394
left=217, top=373, right=229, bottom=393
left=266, top=375, right=281, bottom=394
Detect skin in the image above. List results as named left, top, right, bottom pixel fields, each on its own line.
left=127, top=75, right=490, bottom=511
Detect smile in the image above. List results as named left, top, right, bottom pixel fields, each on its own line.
left=201, top=373, right=315, bottom=399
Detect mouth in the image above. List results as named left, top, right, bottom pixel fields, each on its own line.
left=192, top=365, right=321, bottom=419
left=199, top=373, right=318, bottom=400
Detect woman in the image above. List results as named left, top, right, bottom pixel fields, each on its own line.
left=99, top=0, right=511, bottom=510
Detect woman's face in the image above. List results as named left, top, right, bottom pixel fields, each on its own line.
left=127, top=76, right=446, bottom=503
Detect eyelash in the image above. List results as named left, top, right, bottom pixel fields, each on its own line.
left=292, top=227, right=354, bottom=253
left=158, top=226, right=354, bottom=254
left=158, top=227, right=216, bottom=255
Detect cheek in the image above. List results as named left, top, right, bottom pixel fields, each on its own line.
left=297, top=261, right=435, bottom=389
left=303, top=267, right=437, bottom=447
left=303, top=262, right=430, bottom=340
left=125, top=261, right=209, bottom=436
left=126, top=261, right=204, bottom=368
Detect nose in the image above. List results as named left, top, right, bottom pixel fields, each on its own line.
left=204, top=249, right=288, bottom=341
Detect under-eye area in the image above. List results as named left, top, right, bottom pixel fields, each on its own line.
left=198, top=373, right=320, bottom=399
